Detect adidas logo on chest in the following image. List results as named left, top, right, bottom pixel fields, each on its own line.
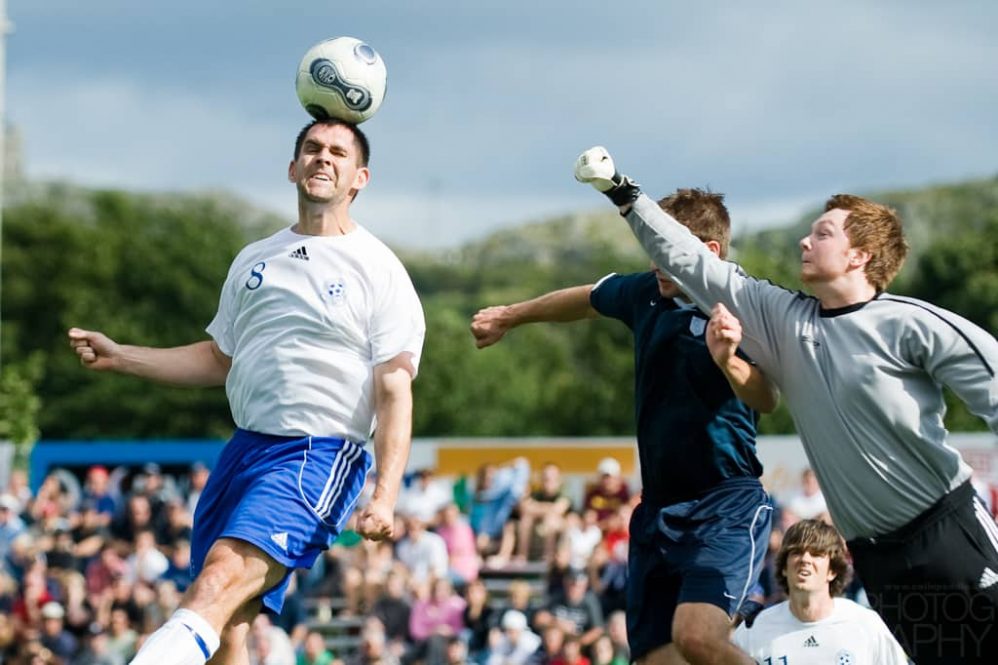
left=289, top=246, right=310, bottom=261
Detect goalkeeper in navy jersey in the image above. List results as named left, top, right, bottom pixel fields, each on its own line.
left=575, top=145, right=998, bottom=665
left=472, top=189, right=777, bottom=665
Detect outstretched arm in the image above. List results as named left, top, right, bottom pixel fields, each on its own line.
left=706, top=304, right=780, bottom=413
left=470, top=285, right=598, bottom=348
left=356, top=352, right=416, bottom=541
left=67, top=327, right=230, bottom=387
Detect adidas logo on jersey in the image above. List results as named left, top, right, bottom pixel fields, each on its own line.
left=980, top=567, right=998, bottom=590
left=289, top=246, right=310, bottom=261
left=803, top=634, right=820, bottom=647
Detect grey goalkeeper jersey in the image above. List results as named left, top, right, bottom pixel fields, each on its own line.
left=624, top=194, right=998, bottom=540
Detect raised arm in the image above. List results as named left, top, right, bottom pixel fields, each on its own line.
left=470, top=284, right=598, bottom=348
left=705, top=304, right=780, bottom=413
left=356, top=352, right=416, bottom=541
left=67, top=327, right=230, bottom=387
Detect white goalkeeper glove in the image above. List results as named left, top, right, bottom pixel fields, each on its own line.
left=573, top=146, right=641, bottom=206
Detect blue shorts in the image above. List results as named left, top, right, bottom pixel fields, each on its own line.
left=191, top=429, right=372, bottom=613
left=626, top=477, right=772, bottom=660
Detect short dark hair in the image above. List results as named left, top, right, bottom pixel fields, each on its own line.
left=293, top=119, right=371, bottom=167
left=656, top=188, right=731, bottom=258
left=776, top=519, right=852, bottom=597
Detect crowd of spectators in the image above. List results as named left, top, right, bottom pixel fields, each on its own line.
left=2, top=456, right=995, bottom=665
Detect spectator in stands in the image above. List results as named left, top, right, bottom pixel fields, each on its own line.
left=551, top=634, right=588, bottom=665
left=85, top=543, right=126, bottom=599
left=516, top=463, right=571, bottom=563
left=533, top=569, right=603, bottom=649
left=409, top=577, right=466, bottom=662
left=461, top=578, right=495, bottom=660
left=125, top=529, right=169, bottom=584
left=785, top=468, right=828, bottom=522
left=444, top=635, right=468, bottom=665
left=435, top=502, right=480, bottom=584
left=529, top=625, right=565, bottom=665
left=561, top=510, right=601, bottom=572
left=70, top=623, right=120, bottom=665
left=133, top=463, right=179, bottom=519
left=155, top=498, right=193, bottom=549
left=349, top=617, right=400, bottom=665
left=396, top=515, right=449, bottom=585
left=273, top=574, right=309, bottom=654
left=248, top=613, right=297, bottom=665
left=161, top=539, right=193, bottom=592
left=71, top=500, right=110, bottom=565
left=582, top=459, right=630, bottom=531
left=105, top=606, right=139, bottom=662
left=590, top=635, right=625, bottom=665
left=469, top=458, right=530, bottom=563
left=499, top=579, right=540, bottom=629
left=0, top=493, right=26, bottom=562
left=371, top=568, right=412, bottom=649
left=399, top=469, right=453, bottom=526
left=298, top=630, right=336, bottom=665
left=3, top=469, right=32, bottom=514
left=485, top=610, right=542, bottom=665
left=81, top=466, right=118, bottom=525
left=603, top=611, right=628, bottom=665
left=39, top=601, right=78, bottom=661
left=109, top=494, right=154, bottom=544
left=184, top=462, right=211, bottom=516
left=60, top=570, right=95, bottom=636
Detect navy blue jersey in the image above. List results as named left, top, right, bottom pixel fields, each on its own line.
left=590, top=271, right=762, bottom=505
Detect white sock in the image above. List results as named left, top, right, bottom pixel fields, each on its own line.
left=130, top=608, right=221, bottom=665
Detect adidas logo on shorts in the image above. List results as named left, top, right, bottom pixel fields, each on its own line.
left=289, top=246, right=310, bottom=261
left=803, top=634, right=819, bottom=647
left=271, top=532, right=289, bottom=551
left=980, top=567, right=998, bottom=590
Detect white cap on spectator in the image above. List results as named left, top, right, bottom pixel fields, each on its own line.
left=0, top=494, right=18, bottom=511
left=41, top=602, right=65, bottom=620
left=597, top=457, right=621, bottom=477
left=502, top=610, right=528, bottom=632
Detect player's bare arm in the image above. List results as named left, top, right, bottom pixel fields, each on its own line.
left=471, top=284, right=598, bottom=348
left=68, top=327, right=231, bottom=387
left=357, top=352, right=415, bottom=541
left=705, top=304, right=780, bottom=413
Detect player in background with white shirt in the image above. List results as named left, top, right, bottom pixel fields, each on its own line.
left=733, top=519, right=908, bottom=664
left=68, top=119, right=425, bottom=665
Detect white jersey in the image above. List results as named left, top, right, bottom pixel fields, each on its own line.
left=206, top=224, right=425, bottom=441
left=732, top=598, right=908, bottom=664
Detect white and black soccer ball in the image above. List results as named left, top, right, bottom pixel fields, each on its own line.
left=295, top=37, right=387, bottom=124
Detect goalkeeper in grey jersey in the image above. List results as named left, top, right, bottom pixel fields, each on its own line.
left=574, top=146, right=998, bottom=665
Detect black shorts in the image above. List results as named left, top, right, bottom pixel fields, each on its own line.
left=626, top=478, right=772, bottom=660
left=848, top=480, right=998, bottom=665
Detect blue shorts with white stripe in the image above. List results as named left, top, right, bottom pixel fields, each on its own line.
left=191, top=429, right=372, bottom=613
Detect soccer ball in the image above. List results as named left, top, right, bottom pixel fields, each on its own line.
left=295, top=37, right=387, bottom=124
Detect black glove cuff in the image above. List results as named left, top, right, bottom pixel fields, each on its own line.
left=605, top=175, right=641, bottom=207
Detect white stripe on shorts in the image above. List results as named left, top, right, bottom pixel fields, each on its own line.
left=735, top=503, right=773, bottom=613
left=974, top=499, right=998, bottom=557
left=317, top=442, right=364, bottom=520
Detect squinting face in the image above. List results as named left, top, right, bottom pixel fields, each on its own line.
left=784, top=548, right=835, bottom=593
left=288, top=124, right=368, bottom=205
left=799, top=209, right=856, bottom=285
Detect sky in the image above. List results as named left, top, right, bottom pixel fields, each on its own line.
left=6, top=1, right=998, bottom=249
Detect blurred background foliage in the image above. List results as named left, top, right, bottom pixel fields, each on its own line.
left=2, top=176, right=996, bottom=441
